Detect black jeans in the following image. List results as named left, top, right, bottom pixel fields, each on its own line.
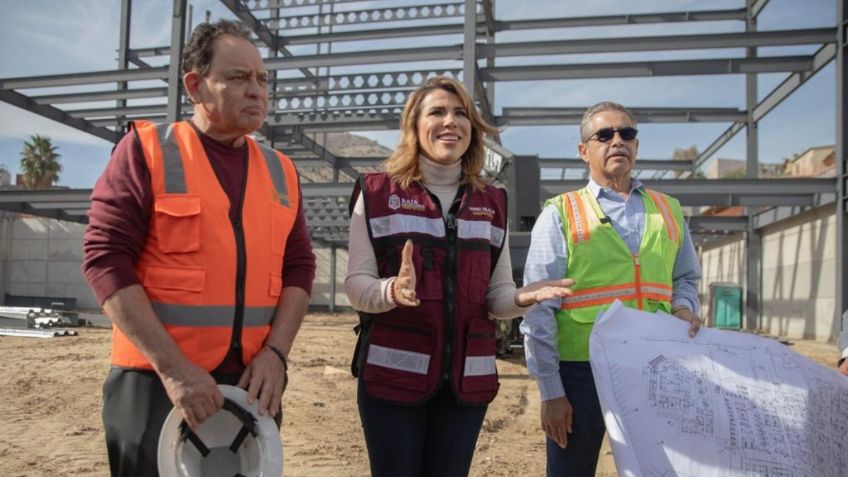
left=546, top=361, right=607, bottom=477
left=357, top=380, right=488, bottom=477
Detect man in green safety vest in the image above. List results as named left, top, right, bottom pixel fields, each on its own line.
left=521, top=101, right=703, bottom=476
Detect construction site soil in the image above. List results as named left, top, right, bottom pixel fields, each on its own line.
left=0, top=312, right=840, bottom=476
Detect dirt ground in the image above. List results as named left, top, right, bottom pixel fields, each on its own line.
left=0, top=312, right=841, bottom=477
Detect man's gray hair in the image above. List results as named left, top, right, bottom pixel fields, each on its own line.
left=579, top=101, right=637, bottom=143
left=182, top=20, right=252, bottom=76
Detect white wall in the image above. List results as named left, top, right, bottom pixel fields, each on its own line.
left=699, top=203, right=837, bottom=342
left=3, top=215, right=97, bottom=309
left=310, top=246, right=351, bottom=309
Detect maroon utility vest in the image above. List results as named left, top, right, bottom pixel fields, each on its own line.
left=350, top=172, right=508, bottom=405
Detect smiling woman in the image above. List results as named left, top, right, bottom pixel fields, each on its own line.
left=343, top=76, right=575, bottom=477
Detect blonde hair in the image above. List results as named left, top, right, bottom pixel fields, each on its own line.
left=383, top=76, right=497, bottom=191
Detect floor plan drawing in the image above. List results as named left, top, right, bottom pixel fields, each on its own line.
left=589, top=301, right=848, bottom=477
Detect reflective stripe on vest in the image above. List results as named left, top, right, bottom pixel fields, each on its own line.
left=464, top=355, right=497, bottom=377
left=564, top=191, right=591, bottom=243
left=151, top=303, right=276, bottom=327
left=157, top=123, right=187, bottom=194
left=156, top=123, right=291, bottom=206
left=646, top=189, right=679, bottom=243
left=457, top=219, right=505, bottom=247
left=366, top=344, right=430, bottom=375
left=369, top=214, right=446, bottom=238
left=561, top=282, right=672, bottom=309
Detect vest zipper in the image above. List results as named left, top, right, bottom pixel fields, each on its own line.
left=442, top=188, right=464, bottom=385
left=230, top=153, right=250, bottom=359
left=633, top=253, right=643, bottom=310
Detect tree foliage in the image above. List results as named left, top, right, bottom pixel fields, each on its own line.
left=671, top=145, right=700, bottom=178
left=20, top=135, right=62, bottom=188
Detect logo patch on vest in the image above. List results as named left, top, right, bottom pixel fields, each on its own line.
left=389, top=194, right=426, bottom=212
left=469, top=206, right=496, bottom=219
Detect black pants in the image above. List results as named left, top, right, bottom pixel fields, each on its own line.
left=357, top=380, right=488, bottom=477
left=102, top=367, right=272, bottom=477
left=545, top=361, right=607, bottom=477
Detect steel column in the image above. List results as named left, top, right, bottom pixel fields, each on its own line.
left=744, top=1, right=761, bottom=330
left=167, top=0, right=187, bottom=123
left=463, top=0, right=478, bottom=93
left=836, top=0, right=848, bottom=351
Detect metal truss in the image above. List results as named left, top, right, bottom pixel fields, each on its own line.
left=0, top=0, right=843, bottom=317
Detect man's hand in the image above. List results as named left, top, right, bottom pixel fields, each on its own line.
left=159, top=361, right=223, bottom=431
left=238, top=347, right=287, bottom=418
left=392, top=239, right=420, bottom=307
left=515, top=278, right=575, bottom=307
left=838, top=358, right=848, bottom=377
left=541, top=396, right=573, bottom=449
left=672, top=307, right=702, bottom=338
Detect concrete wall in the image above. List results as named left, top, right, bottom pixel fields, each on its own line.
left=3, top=215, right=97, bottom=310
left=699, top=203, right=837, bottom=342
left=311, top=246, right=351, bottom=309
left=0, top=214, right=354, bottom=311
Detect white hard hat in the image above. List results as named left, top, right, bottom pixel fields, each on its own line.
left=157, top=385, right=283, bottom=477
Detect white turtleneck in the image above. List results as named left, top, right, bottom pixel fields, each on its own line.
left=344, top=155, right=529, bottom=318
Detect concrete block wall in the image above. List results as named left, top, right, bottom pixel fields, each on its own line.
left=310, top=246, right=351, bottom=309
left=759, top=204, right=836, bottom=341
left=699, top=203, right=837, bottom=342
left=3, top=215, right=98, bottom=310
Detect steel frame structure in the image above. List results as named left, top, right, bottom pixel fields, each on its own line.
left=0, top=0, right=844, bottom=327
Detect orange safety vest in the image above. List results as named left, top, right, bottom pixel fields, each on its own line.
left=109, top=121, right=300, bottom=371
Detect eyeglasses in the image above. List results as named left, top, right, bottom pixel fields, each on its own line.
left=587, top=127, right=638, bottom=143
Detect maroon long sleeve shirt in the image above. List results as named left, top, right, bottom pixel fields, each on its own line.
left=82, top=125, right=316, bottom=305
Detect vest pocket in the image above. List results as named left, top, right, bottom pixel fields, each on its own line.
left=270, top=203, right=295, bottom=255
left=142, top=265, right=205, bottom=305
left=460, top=319, right=498, bottom=393
left=154, top=195, right=201, bottom=253
left=363, top=321, right=434, bottom=392
left=459, top=251, right=490, bottom=305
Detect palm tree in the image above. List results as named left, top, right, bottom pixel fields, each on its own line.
left=20, top=135, right=62, bottom=188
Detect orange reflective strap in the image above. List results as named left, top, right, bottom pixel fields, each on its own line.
left=564, top=192, right=590, bottom=243
left=560, top=283, right=637, bottom=310
left=647, top=190, right=679, bottom=243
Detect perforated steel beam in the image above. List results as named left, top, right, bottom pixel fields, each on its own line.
left=495, top=8, right=747, bottom=31
left=480, top=28, right=834, bottom=58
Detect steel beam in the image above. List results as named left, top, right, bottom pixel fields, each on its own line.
left=495, top=8, right=747, bottom=31
left=32, top=87, right=167, bottom=105
left=463, top=0, right=477, bottom=93
left=697, top=44, right=835, bottom=169
left=480, top=55, right=813, bottom=82
left=538, top=158, right=693, bottom=171
left=480, top=28, right=835, bottom=58
left=0, top=67, right=169, bottom=89
left=0, top=89, right=119, bottom=143
left=287, top=127, right=359, bottom=179
left=689, top=215, right=749, bottom=233
left=837, top=0, right=848, bottom=351
left=498, top=107, right=746, bottom=126
left=539, top=178, right=835, bottom=206
left=220, top=0, right=315, bottom=79
left=264, top=45, right=461, bottom=71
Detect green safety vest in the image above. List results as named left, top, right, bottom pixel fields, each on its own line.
left=548, top=186, right=684, bottom=361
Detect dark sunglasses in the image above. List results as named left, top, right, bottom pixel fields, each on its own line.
left=588, top=127, right=638, bottom=143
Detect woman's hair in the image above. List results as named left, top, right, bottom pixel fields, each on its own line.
left=383, top=75, right=498, bottom=191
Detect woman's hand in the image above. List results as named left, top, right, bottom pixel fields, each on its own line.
left=392, top=239, right=420, bottom=307
left=515, top=278, right=575, bottom=307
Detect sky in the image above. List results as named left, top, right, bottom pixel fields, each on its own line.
left=0, top=0, right=838, bottom=188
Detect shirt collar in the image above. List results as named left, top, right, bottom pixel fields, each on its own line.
left=587, top=177, right=645, bottom=198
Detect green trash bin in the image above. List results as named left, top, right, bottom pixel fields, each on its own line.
left=709, top=283, right=742, bottom=329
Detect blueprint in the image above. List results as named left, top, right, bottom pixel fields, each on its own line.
left=588, top=301, right=848, bottom=477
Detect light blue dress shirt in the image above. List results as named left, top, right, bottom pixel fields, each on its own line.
left=520, top=178, right=702, bottom=401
